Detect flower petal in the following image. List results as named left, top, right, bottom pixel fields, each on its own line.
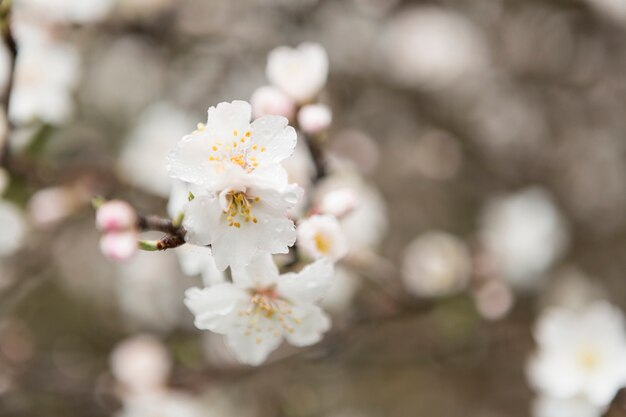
left=182, top=195, right=224, bottom=246
left=249, top=116, right=297, bottom=165
left=207, top=100, right=252, bottom=138
left=231, top=252, right=280, bottom=288
left=225, top=323, right=283, bottom=366
left=184, top=284, right=248, bottom=334
left=278, top=259, right=334, bottom=304
left=284, top=304, right=331, bottom=347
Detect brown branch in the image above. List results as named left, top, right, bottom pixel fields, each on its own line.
left=0, top=0, right=17, bottom=168
left=137, top=213, right=188, bottom=251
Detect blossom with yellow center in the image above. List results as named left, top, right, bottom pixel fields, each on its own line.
left=185, top=253, right=334, bottom=365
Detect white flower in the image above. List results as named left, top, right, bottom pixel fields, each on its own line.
left=298, top=104, right=332, bottom=134
left=118, top=103, right=195, bottom=198
left=110, top=334, right=171, bottom=396
left=532, top=395, right=603, bottom=417
left=0, top=200, right=26, bottom=256
left=115, top=251, right=195, bottom=332
left=250, top=85, right=296, bottom=120
left=297, top=215, right=348, bottom=262
left=167, top=100, right=297, bottom=188
left=315, top=174, right=388, bottom=254
left=480, top=187, right=569, bottom=290
left=167, top=101, right=302, bottom=270
left=185, top=253, right=333, bottom=365
left=1, top=37, right=80, bottom=124
left=266, top=42, right=329, bottom=103
left=318, top=187, right=359, bottom=218
left=528, top=301, right=626, bottom=407
left=401, top=231, right=471, bottom=298
left=378, top=7, right=489, bottom=89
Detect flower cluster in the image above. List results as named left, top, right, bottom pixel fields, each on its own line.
left=95, top=42, right=392, bottom=366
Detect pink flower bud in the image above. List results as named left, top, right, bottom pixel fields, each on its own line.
left=99, top=231, right=138, bottom=262
left=297, top=104, right=332, bottom=134
left=250, top=85, right=296, bottom=120
left=96, top=200, right=137, bottom=232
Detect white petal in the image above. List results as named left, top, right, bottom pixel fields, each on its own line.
left=248, top=116, right=297, bottom=165
left=210, top=222, right=261, bottom=271
left=182, top=195, right=223, bottom=246
left=225, top=325, right=283, bottom=366
left=231, top=252, right=280, bottom=288
left=255, top=209, right=297, bottom=255
left=166, top=134, right=214, bottom=185
left=278, top=259, right=334, bottom=304
left=184, top=285, right=248, bottom=334
left=207, top=100, right=252, bottom=138
left=284, top=304, right=331, bottom=347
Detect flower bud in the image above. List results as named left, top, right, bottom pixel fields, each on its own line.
left=250, top=85, right=296, bottom=119
left=99, top=231, right=138, bottom=262
left=298, top=104, right=332, bottom=134
left=96, top=200, right=137, bottom=232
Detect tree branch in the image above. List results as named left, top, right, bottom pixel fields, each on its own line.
left=0, top=0, right=17, bottom=168
left=137, top=213, right=187, bottom=251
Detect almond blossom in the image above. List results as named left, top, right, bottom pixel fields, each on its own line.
left=166, top=100, right=302, bottom=270
left=528, top=301, right=626, bottom=408
left=266, top=43, right=328, bottom=104
left=297, top=214, right=348, bottom=262
left=185, top=253, right=333, bottom=365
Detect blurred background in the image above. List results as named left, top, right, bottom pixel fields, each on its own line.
left=1, top=0, right=626, bottom=416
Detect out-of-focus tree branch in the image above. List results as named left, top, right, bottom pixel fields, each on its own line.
left=0, top=0, right=17, bottom=168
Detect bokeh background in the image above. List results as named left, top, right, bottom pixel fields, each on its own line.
left=1, top=0, right=626, bottom=416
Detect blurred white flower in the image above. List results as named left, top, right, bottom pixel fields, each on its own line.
left=315, top=174, right=388, bottom=254
left=185, top=253, right=333, bottom=365
left=167, top=101, right=302, bottom=270
left=15, top=0, right=114, bottom=24
left=110, top=334, right=171, bottom=396
left=297, top=214, right=348, bottom=262
left=118, top=103, right=195, bottom=198
left=266, top=42, right=329, bottom=103
left=1, top=38, right=80, bottom=124
left=379, top=7, right=489, bottom=89
left=528, top=301, right=626, bottom=407
left=96, top=200, right=137, bottom=233
left=480, top=187, right=568, bottom=290
left=100, top=231, right=138, bottom=262
left=0, top=200, right=26, bottom=256
left=250, top=85, right=296, bottom=120
left=532, top=395, right=603, bottom=417
left=401, top=231, right=471, bottom=298
left=584, top=0, right=626, bottom=23
left=298, top=104, right=332, bottom=135
left=319, top=187, right=359, bottom=218
left=115, top=251, right=193, bottom=332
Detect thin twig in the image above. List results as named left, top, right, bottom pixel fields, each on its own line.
left=0, top=0, right=17, bottom=168
left=137, top=213, right=187, bottom=251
